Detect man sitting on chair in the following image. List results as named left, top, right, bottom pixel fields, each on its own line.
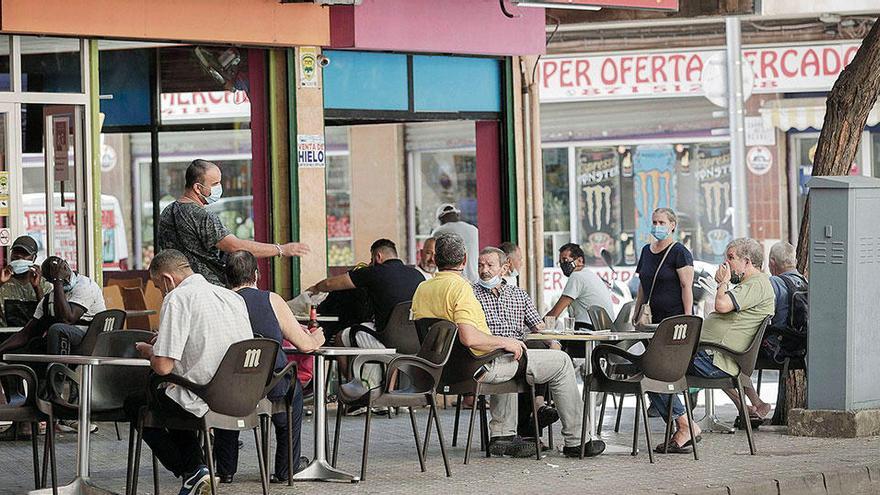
left=0, top=235, right=51, bottom=327
left=412, top=233, right=605, bottom=459
left=647, top=238, right=774, bottom=454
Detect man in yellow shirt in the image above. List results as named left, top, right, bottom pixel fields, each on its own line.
left=412, top=233, right=605, bottom=459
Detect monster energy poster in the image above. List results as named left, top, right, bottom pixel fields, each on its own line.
left=696, top=144, right=733, bottom=264
left=633, top=145, right=676, bottom=248
left=576, top=148, right=620, bottom=264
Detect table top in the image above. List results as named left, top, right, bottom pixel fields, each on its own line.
left=294, top=314, right=340, bottom=323
left=0, top=327, right=22, bottom=333
left=526, top=331, right=654, bottom=342
left=3, top=353, right=151, bottom=366
left=283, top=346, right=397, bottom=357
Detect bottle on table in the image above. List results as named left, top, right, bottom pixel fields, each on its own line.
left=307, top=304, right=319, bottom=332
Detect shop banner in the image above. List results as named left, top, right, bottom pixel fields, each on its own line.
left=576, top=148, right=620, bottom=263
left=160, top=91, right=251, bottom=122
left=632, top=145, right=676, bottom=248
left=539, top=41, right=861, bottom=102
left=695, top=145, right=733, bottom=264
left=542, top=265, right=636, bottom=314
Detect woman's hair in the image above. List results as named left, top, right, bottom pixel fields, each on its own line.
left=653, top=207, right=678, bottom=226
left=225, top=250, right=258, bottom=288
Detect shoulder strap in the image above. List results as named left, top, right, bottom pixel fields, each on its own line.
left=646, top=242, right=677, bottom=302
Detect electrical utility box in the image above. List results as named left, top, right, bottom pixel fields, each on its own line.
left=807, top=176, right=880, bottom=410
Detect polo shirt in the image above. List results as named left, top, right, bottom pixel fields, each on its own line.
left=348, top=259, right=425, bottom=332
left=411, top=270, right=491, bottom=355
left=472, top=280, right=542, bottom=341
left=561, top=268, right=614, bottom=323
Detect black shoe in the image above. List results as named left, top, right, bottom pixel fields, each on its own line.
left=504, top=436, right=538, bottom=458
left=270, top=474, right=287, bottom=484
left=537, top=405, right=560, bottom=429
left=218, top=473, right=234, bottom=484
left=563, top=440, right=606, bottom=458
left=488, top=435, right=514, bottom=456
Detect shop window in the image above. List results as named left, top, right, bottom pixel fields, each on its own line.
left=874, top=133, right=880, bottom=179
left=99, top=132, right=150, bottom=270
left=413, top=150, right=477, bottom=242
left=326, top=152, right=353, bottom=267
left=99, top=47, right=151, bottom=127
left=542, top=147, right=569, bottom=267
left=20, top=36, right=82, bottom=93
left=0, top=36, right=10, bottom=91
left=790, top=133, right=861, bottom=233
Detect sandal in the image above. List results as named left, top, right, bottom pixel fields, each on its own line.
left=733, top=415, right=763, bottom=430
left=654, top=438, right=693, bottom=454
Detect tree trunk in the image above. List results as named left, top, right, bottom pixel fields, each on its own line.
left=787, top=18, right=880, bottom=421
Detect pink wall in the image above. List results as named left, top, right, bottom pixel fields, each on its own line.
left=332, top=0, right=545, bottom=56
left=476, top=121, right=503, bottom=249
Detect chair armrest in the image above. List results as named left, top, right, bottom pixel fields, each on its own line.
left=46, top=363, right=80, bottom=405
left=149, top=372, right=206, bottom=403
left=349, top=354, right=397, bottom=385
left=592, top=344, right=641, bottom=380
left=697, top=342, right=745, bottom=358
left=264, top=360, right=298, bottom=396
left=385, top=355, right=442, bottom=392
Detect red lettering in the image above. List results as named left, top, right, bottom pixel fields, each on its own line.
left=685, top=55, right=703, bottom=82
left=780, top=49, right=798, bottom=78
left=541, top=60, right=558, bottom=88
left=619, top=56, right=633, bottom=84
left=651, top=55, right=667, bottom=82
left=759, top=49, right=779, bottom=79
left=559, top=60, right=573, bottom=87
left=177, top=93, right=191, bottom=105
left=635, top=56, right=649, bottom=84
left=193, top=92, right=208, bottom=105
left=822, top=47, right=841, bottom=76
left=844, top=46, right=858, bottom=68
left=600, top=58, right=617, bottom=85
left=668, top=55, right=686, bottom=81
left=801, top=49, right=820, bottom=77
left=575, top=59, right=591, bottom=86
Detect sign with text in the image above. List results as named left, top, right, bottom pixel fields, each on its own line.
left=160, top=91, right=251, bottom=122
left=52, top=116, right=70, bottom=181
left=539, top=41, right=861, bottom=102
left=297, top=134, right=326, bottom=168
left=517, top=0, right=678, bottom=9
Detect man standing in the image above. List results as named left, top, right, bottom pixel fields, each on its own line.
left=545, top=243, right=613, bottom=326
left=158, top=159, right=310, bottom=286
left=431, top=203, right=479, bottom=282
left=412, top=233, right=604, bottom=459
left=415, top=237, right=437, bottom=280
left=0, top=236, right=51, bottom=326
left=132, top=249, right=253, bottom=494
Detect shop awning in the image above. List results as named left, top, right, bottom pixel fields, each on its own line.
left=759, top=97, right=880, bottom=131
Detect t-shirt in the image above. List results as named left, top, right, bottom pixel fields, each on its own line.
left=701, top=272, right=775, bottom=376
left=411, top=271, right=491, bottom=356
left=0, top=276, right=52, bottom=326
left=33, top=274, right=106, bottom=331
left=769, top=271, right=806, bottom=328
left=348, top=259, right=425, bottom=332
left=561, top=268, right=614, bottom=324
left=636, top=242, right=694, bottom=322
left=152, top=274, right=253, bottom=416
left=158, top=201, right=230, bottom=286
left=431, top=221, right=480, bottom=283
left=415, top=265, right=434, bottom=280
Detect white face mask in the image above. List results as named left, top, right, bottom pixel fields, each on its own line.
left=9, top=259, right=34, bottom=275
left=478, top=275, right=502, bottom=290
left=508, top=269, right=519, bottom=278
left=199, top=183, right=223, bottom=204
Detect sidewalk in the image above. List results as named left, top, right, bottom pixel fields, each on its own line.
left=1, top=400, right=878, bottom=495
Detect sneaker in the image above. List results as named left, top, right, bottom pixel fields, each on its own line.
left=487, top=435, right=514, bottom=456
left=57, top=420, right=98, bottom=433
left=345, top=406, right=368, bottom=416
left=536, top=405, right=560, bottom=429
left=563, top=440, right=606, bottom=458
left=504, top=436, right=538, bottom=458
left=179, top=465, right=211, bottom=495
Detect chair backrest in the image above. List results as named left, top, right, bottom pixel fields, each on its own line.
left=107, top=277, right=144, bottom=290
left=121, top=287, right=151, bottom=330
left=78, top=309, right=127, bottom=355
left=3, top=299, right=38, bottom=326
left=732, top=316, right=772, bottom=377
left=89, top=330, right=154, bottom=411
left=378, top=301, right=420, bottom=354
left=0, top=364, right=40, bottom=416
left=102, top=285, right=125, bottom=310
left=397, top=320, right=459, bottom=394
left=203, top=338, right=279, bottom=417
left=588, top=305, right=613, bottom=331
left=612, top=300, right=636, bottom=333
left=640, top=315, right=703, bottom=383
left=143, top=281, right=164, bottom=330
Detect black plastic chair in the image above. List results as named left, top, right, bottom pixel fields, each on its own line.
left=754, top=327, right=807, bottom=426
left=130, top=338, right=278, bottom=495
left=589, top=304, right=641, bottom=435
left=46, top=330, right=158, bottom=494
left=377, top=301, right=420, bottom=355
left=332, top=320, right=457, bottom=480
left=256, top=358, right=299, bottom=486
left=686, top=316, right=772, bottom=456
left=587, top=315, right=703, bottom=463
left=0, top=364, right=57, bottom=494
left=415, top=318, right=542, bottom=464
left=76, top=309, right=127, bottom=356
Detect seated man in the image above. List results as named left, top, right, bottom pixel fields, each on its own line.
left=0, top=256, right=105, bottom=357
left=499, top=241, right=523, bottom=286
left=647, top=238, right=774, bottom=453
left=214, top=251, right=325, bottom=484
left=414, top=237, right=437, bottom=280
left=0, top=236, right=51, bottom=327
left=545, top=243, right=613, bottom=327
left=472, top=247, right=559, bottom=453
left=131, top=249, right=253, bottom=494
left=412, top=233, right=605, bottom=459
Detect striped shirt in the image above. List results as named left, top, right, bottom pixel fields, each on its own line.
left=472, top=281, right=542, bottom=341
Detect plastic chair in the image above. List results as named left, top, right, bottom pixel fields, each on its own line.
left=130, top=338, right=278, bottom=495
left=332, top=320, right=457, bottom=480
left=256, top=359, right=299, bottom=487
left=612, top=301, right=636, bottom=333
left=377, top=301, right=420, bottom=355
left=590, top=304, right=640, bottom=435
left=121, top=287, right=151, bottom=330
left=143, top=281, right=164, bottom=331
left=107, top=277, right=144, bottom=290
left=686, top=316, right=772, bottom=456
left=754, top=327, right=806, bottom=425
left=415, top=318, right=542, bottom=464
left=102, top=285, right=125, bottom=311
left=77, top=309, right=127, bottom=356
left=0, top=364, right=57, bottom=494
left=587, top=315, right=703, bottom=463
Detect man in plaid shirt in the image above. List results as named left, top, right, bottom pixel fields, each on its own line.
left=472, top=247, right=561, bottom=453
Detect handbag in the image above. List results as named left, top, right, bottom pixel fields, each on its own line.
left=636, top=242, right=677, bottom=326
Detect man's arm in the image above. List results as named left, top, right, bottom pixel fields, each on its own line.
left=216, top=235, right=309, bottom=259
left=0, top=319, right=39, bottom=354
left=457, top=322, right=525, bottom=359
left=135, top=342, right=175, bottom=375
left=269, top=292, right=325, bottom=352
left=545, top=295, right=574, bottom=319
left=308, top=273, right=356, bottom=294
left=50, top=282, right=86, bottom=324
left=713, top=263, right=735, bottom=314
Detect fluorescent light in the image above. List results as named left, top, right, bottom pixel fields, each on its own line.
left=515, top=2, right=602, bottom=10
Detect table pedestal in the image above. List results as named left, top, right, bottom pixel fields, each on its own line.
left=695, top=389, right=734, bottom=434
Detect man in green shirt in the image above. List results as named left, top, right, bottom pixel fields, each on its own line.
left=648, top=237, right=774, bottom=453
left=0, top=236, right=51, bottom=327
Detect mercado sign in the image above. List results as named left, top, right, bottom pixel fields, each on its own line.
left=539, top=41, right=861, bottom=102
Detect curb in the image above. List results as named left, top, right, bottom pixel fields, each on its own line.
left=674, top=464, right=879, bottom=495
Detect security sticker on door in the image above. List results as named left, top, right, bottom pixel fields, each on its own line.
left=0, top=228, right=10, bottom=247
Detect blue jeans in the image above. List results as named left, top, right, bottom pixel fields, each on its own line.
left=647, top=350, right=731, bottom=421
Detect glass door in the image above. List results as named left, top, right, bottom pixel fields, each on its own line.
left=0, top=104, right=15, bottom=263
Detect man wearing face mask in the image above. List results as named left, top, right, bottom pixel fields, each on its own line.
left=545, top=243, right=613, bottom=328
left=499, top=242, right=523, bottom=286
left=158, top=159, right=310, bottom=286
left=0, top=236, right=51, bottom=327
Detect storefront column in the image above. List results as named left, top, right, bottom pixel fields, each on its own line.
left=250, top=49, right=271, bottom=290
left=476, top=121, right=502, bottom=249
left=88, top=40, right=101, bottom=283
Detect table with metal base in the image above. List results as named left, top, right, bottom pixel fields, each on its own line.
left=3, top=354, right=149, bottom=495
left=285, top=346, right=395, bottom=483
left=695, top=389, right=735, bottom=434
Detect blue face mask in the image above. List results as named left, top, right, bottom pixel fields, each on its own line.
left=508, top=269, right=519, bottom=279
left=651, top=225, right=670, bottom=241
left=200, top=183, right=223, bottom=204
left=63, top=274, right=79, bottom=293
left=478, top=275, right=502, bottom=290
left=9, top=259, right=34, bottom=275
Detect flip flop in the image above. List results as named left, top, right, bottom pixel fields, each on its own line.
left=681, top=435, right=702, bottom=448
left=654, top=438, right=693, bottom=454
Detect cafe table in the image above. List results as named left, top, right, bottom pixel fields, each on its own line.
left=525, top=331, right=653, bottom=445
left=293, top=314, right=340, bottom=323
left=283, top=346, right=395, bottom=483
left=2, top=353, right=150, bottom=495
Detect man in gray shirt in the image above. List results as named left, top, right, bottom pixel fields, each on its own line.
left=431, top=203, right=479, bottom=282
left=545, top=243, right=614, bottom=326
left=158, top=159, right=310, bottom=286
left=133, top=249, right=253, bottom=494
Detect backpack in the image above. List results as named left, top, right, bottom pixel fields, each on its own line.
left=770, top=273, right=809, bottom=358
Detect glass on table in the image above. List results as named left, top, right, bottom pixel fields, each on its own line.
left=563, top=316, right=575, bottom=333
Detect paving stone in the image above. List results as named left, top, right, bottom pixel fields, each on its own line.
left=777, top=473, right=826, bottom=495
left=727, top=479, right=778, bottom=495
left=823, top=467, right=872, bottom=495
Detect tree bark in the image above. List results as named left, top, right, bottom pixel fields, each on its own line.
left=787, top=18, right=880, bottom=422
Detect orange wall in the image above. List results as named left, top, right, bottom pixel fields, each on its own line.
left=2, top=0, right=330, bottom=46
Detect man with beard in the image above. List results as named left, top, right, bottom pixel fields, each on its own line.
left=415, top=237, right=437, bottom=280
